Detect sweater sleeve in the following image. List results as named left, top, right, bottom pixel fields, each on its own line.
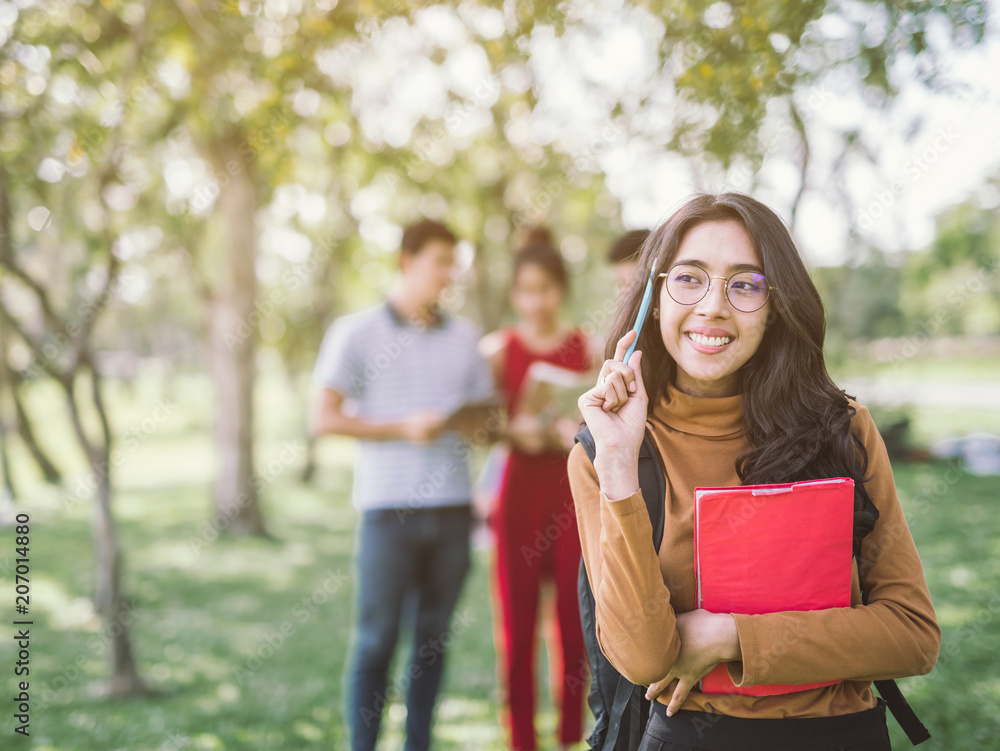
left=726, top=403, right=941, bottom=688
left=568, top=442, right=682, bottom=686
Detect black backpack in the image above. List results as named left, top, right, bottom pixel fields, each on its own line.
left=574, top=423, right=931, bottom=748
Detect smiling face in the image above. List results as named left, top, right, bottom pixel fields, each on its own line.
left=657, top=219, right=771, bottom=397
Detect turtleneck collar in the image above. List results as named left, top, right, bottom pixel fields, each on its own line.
left=650, top=379, right=745, bottom=437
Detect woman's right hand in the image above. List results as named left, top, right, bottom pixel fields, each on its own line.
left=577, top=329, right=649, bottom=463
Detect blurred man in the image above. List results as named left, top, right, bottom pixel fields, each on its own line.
left=311, top=219, right=500, bottom=751
left=608, top=228, right=650, bottom=296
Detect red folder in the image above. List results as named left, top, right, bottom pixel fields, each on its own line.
left=693, top=477, right=854, bottom=696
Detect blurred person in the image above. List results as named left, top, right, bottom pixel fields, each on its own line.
left=480, top=227, right=600, bottom=751
left=311, top=219, right=500, bottom=751
left=609, top=229, right=651, bottom=296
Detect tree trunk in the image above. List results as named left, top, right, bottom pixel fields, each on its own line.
left=63, top=370, right=148, bottom=696
left=5, top=363, right=62, bottom=485
left=0, top=317, right=61, bottom=486
left=0, top=403, right=13, bottom=504
left=208, top=132, right=267, bottom=537
left=299, top=433, right=317, bottom=484
left=92, top=468, right=147, bottom=696
left=0, top=323, right=15, bottom=502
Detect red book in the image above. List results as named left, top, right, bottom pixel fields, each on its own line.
left=693, top=477, right=855, bottom=696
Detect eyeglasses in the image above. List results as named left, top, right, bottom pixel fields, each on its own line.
left=658, top=264, right=774, bottom=313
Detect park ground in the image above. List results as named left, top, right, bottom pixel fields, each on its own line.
left=2, top=353, right=999, bottom=750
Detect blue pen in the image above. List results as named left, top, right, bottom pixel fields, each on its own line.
left=623, top=260, right=657, bottom=363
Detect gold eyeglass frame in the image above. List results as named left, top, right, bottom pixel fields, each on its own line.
left=656, top=265, right=776, bottom=313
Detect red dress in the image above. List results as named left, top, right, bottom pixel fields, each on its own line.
left=492, top=327, right=589, bottom=751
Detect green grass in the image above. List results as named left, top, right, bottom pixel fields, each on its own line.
left=2, top=369, right=999, bottom=750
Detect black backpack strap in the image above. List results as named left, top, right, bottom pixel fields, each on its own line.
left=638, top=431, right=666, bottom=551
left=578, top=559, right=608, bottom=750
left=626, top=685, right=644, bottom=749
left=873, top=679, right=930, bottom=745
left=603, top=676, right=636, bottom=750
left=854, top=500, right=929, bottom=747
left=575, top=424, right=597, bottom=463
left=859, top=586, right=931, bottom=745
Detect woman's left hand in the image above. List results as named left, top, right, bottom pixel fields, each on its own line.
left=644, top=610, right=740, bottom=716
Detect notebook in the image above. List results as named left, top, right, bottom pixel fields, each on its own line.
left=693, top=477, right=855, bottom=696
left=514, top=361, right=596, bottom=422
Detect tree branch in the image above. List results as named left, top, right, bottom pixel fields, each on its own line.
left=788, top=97, right=811, bottom=228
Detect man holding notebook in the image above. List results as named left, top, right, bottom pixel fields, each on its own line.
left=311, top=219, right=500, bottom=751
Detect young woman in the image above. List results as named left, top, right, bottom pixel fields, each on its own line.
left=481, top=228, right=599, bottom=751
left=568, top=193, right=940, bottom=750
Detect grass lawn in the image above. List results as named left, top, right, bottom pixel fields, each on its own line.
left=2, top=368, right=999, bottom=750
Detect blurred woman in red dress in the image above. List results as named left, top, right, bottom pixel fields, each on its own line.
left=480, top=228, right=600, bottom=751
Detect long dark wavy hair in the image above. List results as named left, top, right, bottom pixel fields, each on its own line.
left=605, top=192, right=878, bottom=536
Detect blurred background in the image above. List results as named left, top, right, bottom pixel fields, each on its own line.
left=0, top=0, right=998, bottom=749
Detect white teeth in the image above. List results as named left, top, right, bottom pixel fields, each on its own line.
left=687, top=332, right=731, bottom=347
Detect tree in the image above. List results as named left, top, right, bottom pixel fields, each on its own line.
left=0, top=0, right=153, bottom=694
left=149, top=0, right=384, bottom=533
left=899, top=176, right=1000, bottom=335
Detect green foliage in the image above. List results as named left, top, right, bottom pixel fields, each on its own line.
left=816, top=180, right=1000, bottom=365
left=899, top=184, right=1000, bottom=337
left=1, top=0, right=991, bottom=375
left=815, top=252, right=906, bottom=342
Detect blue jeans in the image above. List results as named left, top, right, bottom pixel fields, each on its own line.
left=347, top=504, right=473, bottom=751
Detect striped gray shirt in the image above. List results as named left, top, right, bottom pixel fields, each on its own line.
left=312, top=300, right=497, bottom=511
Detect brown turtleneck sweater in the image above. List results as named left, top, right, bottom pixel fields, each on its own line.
left=567, top=380, right=940, bottom=718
